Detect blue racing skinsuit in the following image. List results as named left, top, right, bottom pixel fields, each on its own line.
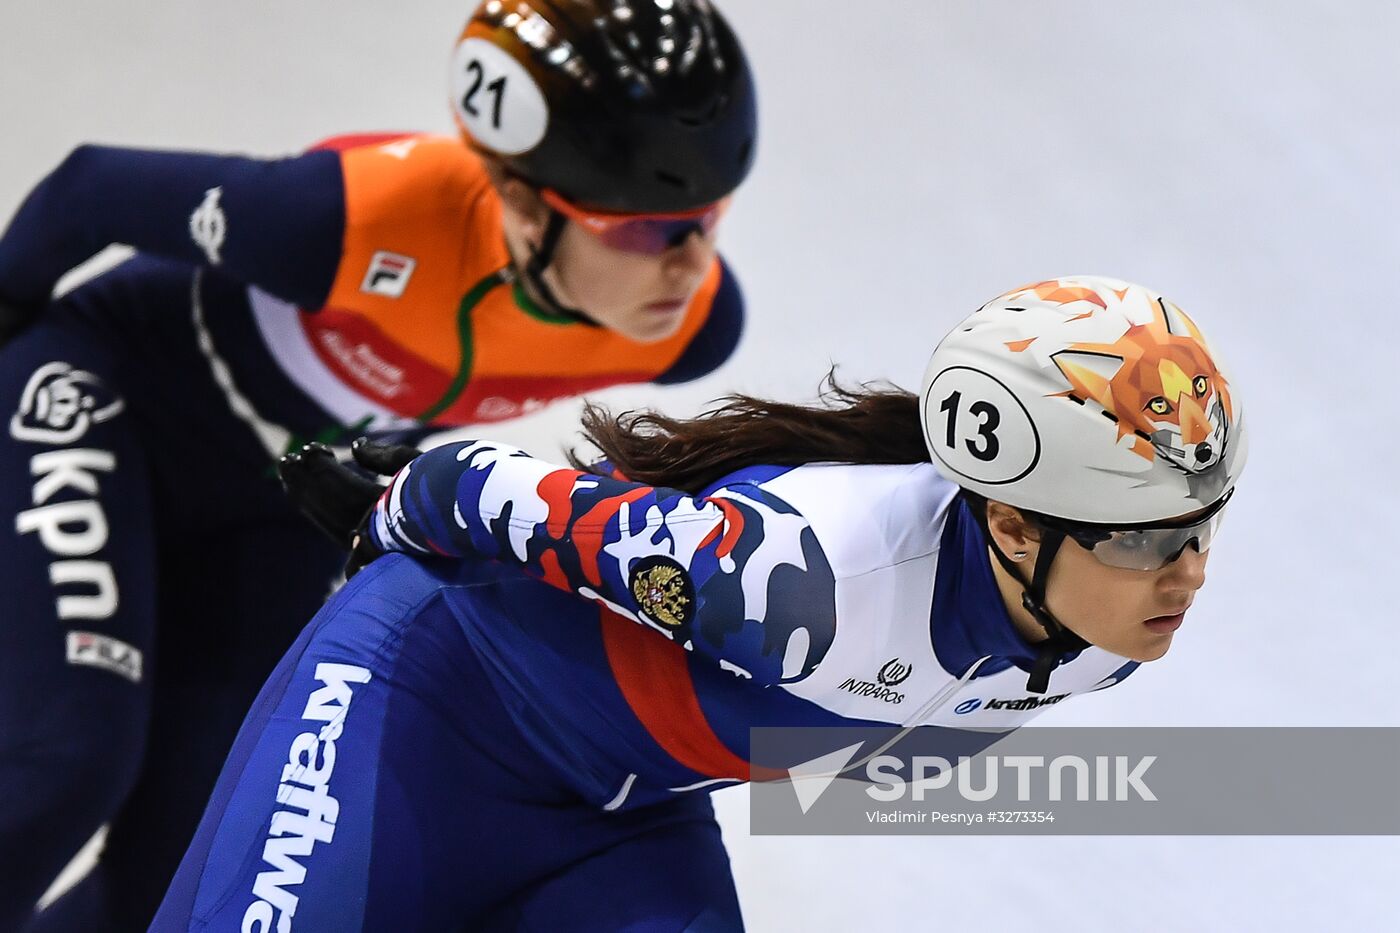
left=155, top=440, right=1140, bottom=931
left=0, top=137, right=742, bottom=930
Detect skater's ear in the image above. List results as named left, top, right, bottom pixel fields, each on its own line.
left=984, top=500, right=1042, bottom=559
left=483, top=159, right=551, bottom=239
left=498, top=179, right=551, bottom=236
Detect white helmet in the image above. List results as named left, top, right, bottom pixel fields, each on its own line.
left=920, top=276, right=1247, bottom=525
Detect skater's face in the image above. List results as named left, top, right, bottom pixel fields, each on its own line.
left=545, top=217, right=718, bottom=343
left=984, top=501, right=1213, bottom=662
left=497, top=178, right=722, bottom=343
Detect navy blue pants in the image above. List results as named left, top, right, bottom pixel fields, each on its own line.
left=152, top=554, right=743, bottom=932
left=0, top=257, right=344, bottom=931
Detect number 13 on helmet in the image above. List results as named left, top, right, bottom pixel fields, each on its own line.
left=921, top=276, right=1248, bottom=526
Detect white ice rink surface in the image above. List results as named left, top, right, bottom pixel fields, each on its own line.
left=3, top=2, right=1396, bottom=929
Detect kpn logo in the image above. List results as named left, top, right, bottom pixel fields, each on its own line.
left=784, top=743, right=1158, bottom=814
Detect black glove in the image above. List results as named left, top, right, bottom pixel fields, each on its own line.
left=0, top=298, right=43, bottom=347
left=278, top=438, right=422, bottom=578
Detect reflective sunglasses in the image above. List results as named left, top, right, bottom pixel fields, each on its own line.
left=541, top=189, right=729, bottom=256
left=1032, top=490, right=1234, bottom=572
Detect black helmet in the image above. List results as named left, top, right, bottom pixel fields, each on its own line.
left=451, top=0, right=757, bottom=214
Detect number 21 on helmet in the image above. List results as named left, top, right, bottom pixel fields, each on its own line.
left=448, top=0, right=758, bottom=220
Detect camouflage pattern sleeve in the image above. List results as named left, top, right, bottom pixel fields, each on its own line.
left=369, top=440, right=838, bottom=685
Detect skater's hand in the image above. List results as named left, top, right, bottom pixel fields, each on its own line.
left=348, top=436, right=423, bottom=478
left=278, top=438, right=421, bottom=577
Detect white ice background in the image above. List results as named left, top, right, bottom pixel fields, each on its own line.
left=2, top=2, right=1395, bottom=929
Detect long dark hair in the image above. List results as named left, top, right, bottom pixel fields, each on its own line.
left=569, top=372, right=931, bottom=493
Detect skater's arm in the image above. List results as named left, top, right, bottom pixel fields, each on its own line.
left=369, top=440, right=836, bottom=685
left=0, top=143, right=346, bottom=310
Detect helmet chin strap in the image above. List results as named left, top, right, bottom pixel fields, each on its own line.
left=982, top=520, right=1091, bottom=695
left=511, top=210, right=600, bottom=326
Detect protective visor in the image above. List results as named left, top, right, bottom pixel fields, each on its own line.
left=1034, top=490, right=1234, bottom=572
left=541, top=189, right=729, bottom=255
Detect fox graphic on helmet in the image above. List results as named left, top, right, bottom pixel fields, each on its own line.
left=1047, top=295, right=1235, bottom=474
left=923, top=275, right=1247, bottom=525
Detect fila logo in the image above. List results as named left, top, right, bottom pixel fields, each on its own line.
left=361, top=251, right=416, bottom=298
left=66, top=631, right=142, bottom=682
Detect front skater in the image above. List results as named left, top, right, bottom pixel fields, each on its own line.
left=157, top=277, right=1247, bottom=931
left=0, top=2, right=755, bottom=927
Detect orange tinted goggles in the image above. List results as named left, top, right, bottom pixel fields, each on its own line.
left=541, top=189, right=729, bottom=255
